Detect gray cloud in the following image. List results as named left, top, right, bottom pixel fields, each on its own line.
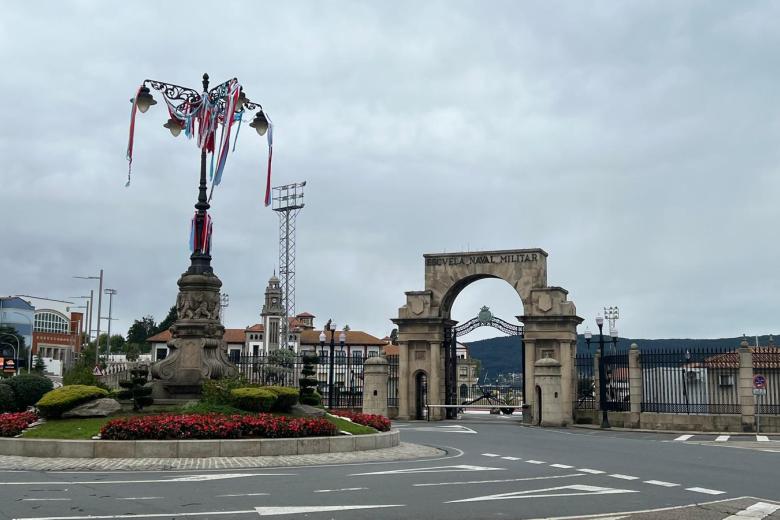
left=2, top=1, right=779, bottom=341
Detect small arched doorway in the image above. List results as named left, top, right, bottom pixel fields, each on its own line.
left=535, top=385, right=542, bottom=425
left=415, top=371, right=428, bottom=420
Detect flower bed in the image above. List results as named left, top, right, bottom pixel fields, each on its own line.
left=100, top=413, right=337, bottom=440
left=0, top=411, right=38, bottom=437
left=334, top=411, right=391, bottom=432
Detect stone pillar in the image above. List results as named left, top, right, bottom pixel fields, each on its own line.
left=628, top=343, right=642, bottom=428
left=534, top=357, right=563, bottom=426
left=429, top=341, right=443, bottom=421
left=738, top=341, right=755, bottom=432
left=523, top=340, right=536, bottom=423
left=398, top=341, right=410, bottom=420
left=363, top=356, right=389, bottom=417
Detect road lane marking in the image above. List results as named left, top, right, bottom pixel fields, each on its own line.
left=482, top=453, right=500, bottom=457
left=313, top=487, right=367, bottom=493
left=216, top=493, right=270, bottom=497
left=550, top=464, right=574, bottom=469
left=673, top=435, right=694, bottom=441
left=644, top=480, right=679, bottom=487
left=255, top=505, right=403, bottom=516
left=0, top=473, right=293, bottom=485
left=350, top=465, right=503, bottom=475
left=446, top=484, right=638, bottom=503
left=116, top=497, right=163, bottom=501
left=20, top=499, right=71, bottom=502
left=723, top=501, right=780, bottom=519
left=608, top=474, right=639, bottom=480
left=522, top=497, right=761, bottom=520
left=577, top=469, right=605, bottom=474
left=414, top=474, right=585, bottom=487
left=684, top=487, right=724, bottom=495
left=526, top=460, right=546, bottom=464
left=716, top=435, right=730, bottom=442
left=757, top=435, right=770, bottom=442
left=501, top=456, right=521, bottom=460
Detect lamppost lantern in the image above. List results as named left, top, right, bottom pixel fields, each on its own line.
left=595, top=315, right=604, bottom=328
left=163, top=118, right=184, bottom=137
left=339, top=331, right=346, bottom=345
left=319, top=331, right=326, bottom=343
left=133, top=85, right=157, bottom=113
left=584, top=328, right=592, bottom=341
left=250, top=110, right=269, bottom=136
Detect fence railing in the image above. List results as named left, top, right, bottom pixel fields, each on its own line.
left=603, top=352, right=631, bottom=412
left=640, top=348, right=740, bottom=415
left=575, top=353, right=596, bottom=410
left=387, top=355, right=399, bottom=407
left=753, top=348, right=780, bottom=415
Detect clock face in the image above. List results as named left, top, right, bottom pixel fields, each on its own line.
left=271, top=298, right=278, bottom=304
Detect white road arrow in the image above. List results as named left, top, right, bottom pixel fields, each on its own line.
left=254, top=505, right=403, bottom=516
left=351, top=465, right=504, bottom=476
left=447, top=484, right=638, bottom=503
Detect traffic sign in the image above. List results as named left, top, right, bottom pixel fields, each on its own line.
left=753, top=388, right=767, bottom=396
left=92, top=365, right=105, bottom=376
left=753, top=374, right=767, bottom=390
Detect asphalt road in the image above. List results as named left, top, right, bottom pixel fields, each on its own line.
left=2, top=415, right=779, bottom=520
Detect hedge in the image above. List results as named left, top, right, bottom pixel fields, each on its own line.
left=264, top=386, right=299, bottom=412
left=0, top=383, right=16, bottom=413
left=5, top=374, right=53, bottom=410
left=100, top=413, right=337, bottom=440
left=230, top=387, right=277, bottom=412
left=36, top=385, right=109, bottom=418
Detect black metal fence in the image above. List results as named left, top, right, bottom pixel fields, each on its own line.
left=640, top=348, right=740, bottom=415
left=387, top=355, right=399, bottom=407
left=575, top=353, right=596, bottom=410
left=458, top=385, right=523, bottom=406
left=753, top=348, right=780, bottom=415
left=603, top=352, right=630, bottom=411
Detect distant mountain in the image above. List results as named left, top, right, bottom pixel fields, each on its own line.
left=465, top=334, right=777, bottom=381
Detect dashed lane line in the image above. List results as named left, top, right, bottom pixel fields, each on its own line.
left=20, top=499, right=71, bottom=502
left=482, top=453, right=501, bottom=457
left=116, top=497, right=164, bottom=501
left=757, top=435, right=770, bottom=442
left=578, top=469, right=605, bottom=474
left=313, top=488, right=367, bottom=493
left=501, top=457, right=522, bottom=460
left=673, top=434, right=694, bottom=441
left=644, top=480, right=679, bottom=487
left=550, top=464, right=574, bottom=469
left=716, top=435, right=730, bottom=442
left=216, top=493, right=269, bottom=498
left=608, top=474, right=639, bottom=481
left=413, top=474, right=585, bottom=487
left=526, top=460, right=546, bottom=464
left=685, top=487, right=724, bottom=495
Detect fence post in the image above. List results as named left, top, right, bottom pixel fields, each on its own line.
left=363, top=356, right=389, bottom=417
left=738, top=339, right=755, bottom=431
left=628, top=343, right=642, bottom=428
left=593, top=351, right=601, bottom=412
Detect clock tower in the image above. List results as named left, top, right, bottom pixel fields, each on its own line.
left=261, top=274, right=283, bottom=351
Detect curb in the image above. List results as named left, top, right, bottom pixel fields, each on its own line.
left=0, top=430, right=399, bottom=459
left=570, top=424, right=776, bottom=436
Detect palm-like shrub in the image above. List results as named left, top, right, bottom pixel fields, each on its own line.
left=299, top=354, right=320, bottom=406
left=118, top=367, right=153, bottom=411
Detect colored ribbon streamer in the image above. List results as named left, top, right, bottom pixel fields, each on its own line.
left=264, top=116, right=274, bottom=207
left=125, top=85, right=143, bottom=187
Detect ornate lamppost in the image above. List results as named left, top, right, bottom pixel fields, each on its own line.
left=583, top=315, right=617, bottom=429
left=127, top=73, right=270, bottom=399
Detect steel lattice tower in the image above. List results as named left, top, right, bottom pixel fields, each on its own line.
left=272, top=182, right=306, bottom=349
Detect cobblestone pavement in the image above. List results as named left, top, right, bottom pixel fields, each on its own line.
left=0, top=442, right=444, bottom=471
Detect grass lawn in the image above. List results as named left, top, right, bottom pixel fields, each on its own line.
left=325, top=414, right=378, bottom=435
left=22, top=417, right=109, bottom=439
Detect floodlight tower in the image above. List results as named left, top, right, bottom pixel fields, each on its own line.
left=604, top=306, right=620, bottom=336
left=272, top=181, right=306, bottom=349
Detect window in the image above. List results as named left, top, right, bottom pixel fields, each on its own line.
left=367, top=350, right=378, bottom=357
left=353, top=351, right=364, bottom=362
left=156, top=347, right=168, bottom=361
left=34, top=311, right=69, bottom=334
left=719, top=374, right=735, bottom=387
left=336, top=351, right=346, bottom=365
left=228, top=349, right=241, bottom=364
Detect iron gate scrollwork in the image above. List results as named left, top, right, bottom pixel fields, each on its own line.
left=444, top=306, right=524, bottom=419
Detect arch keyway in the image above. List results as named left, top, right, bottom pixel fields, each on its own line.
left=443, top=306, right=524, bottom=419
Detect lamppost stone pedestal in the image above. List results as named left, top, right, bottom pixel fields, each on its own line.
left=150, top=270, right=237, bottom=400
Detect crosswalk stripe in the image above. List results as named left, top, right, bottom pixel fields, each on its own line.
left=609, top=474, right=639, bottom=480
left=715, top=435, right=729, bottom=442
left=685, top=487, right=724, bottom=495
left=644, top=480, right=679, bottom=487
left=673, top=434, right=693, bottom=441
left=756, top=435, right=770, bottom=442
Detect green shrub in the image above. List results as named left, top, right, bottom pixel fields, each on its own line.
left=5, top=374, right=54, bottom=410
left=117, top=367, right=153, bottom=411
left=36, top=385, right=109, bottom=418
left=264, top=386, right=299, bottom=412
left=63, top=366, right=109, bottom=390
left=0, top=383, right=16, bottom=413
left=299, top=354, right=320, bottom=406
left=230, top=387, right=277, bottom=412
left=202, top=377, right=248, bottom=405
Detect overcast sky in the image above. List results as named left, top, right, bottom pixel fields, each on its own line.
left=2, top=1, right=779, bottom=342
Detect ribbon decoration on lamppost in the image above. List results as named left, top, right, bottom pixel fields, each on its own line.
left=125, top=73, right=273, bottom=206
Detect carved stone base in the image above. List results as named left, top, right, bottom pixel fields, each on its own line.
left=150, top=269, right=237, bottom=400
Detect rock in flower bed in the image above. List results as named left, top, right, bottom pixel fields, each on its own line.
left=334, top=411, right=391, bottom=432
left=0, top=411, right=39, bottom=437
left=100, top=413, right=338, bottom=440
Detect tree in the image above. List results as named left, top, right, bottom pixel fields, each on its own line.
left=33, top=356, right=46, bottom=374
left=155, top=306, right=177, bottom=335
left=109, top=334, right=126, bottom=353
left=127, top=315, right=157, bottom=344
left=125, top=343, right=140, bottom=362
left=299, top=353, right=320, bottom=406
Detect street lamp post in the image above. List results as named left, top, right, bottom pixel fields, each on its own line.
left=74, top=271, right=103, bottom=364
left=104, top=289, right=117, bottom=363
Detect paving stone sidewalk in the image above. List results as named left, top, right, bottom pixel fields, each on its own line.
left=0, top=442, right=444, bottom=471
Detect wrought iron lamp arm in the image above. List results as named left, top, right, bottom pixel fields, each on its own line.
left=144, top=79, right=202, bottom=105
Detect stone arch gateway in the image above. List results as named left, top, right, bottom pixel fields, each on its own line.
left=392, top=249, right=582, bottom=425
